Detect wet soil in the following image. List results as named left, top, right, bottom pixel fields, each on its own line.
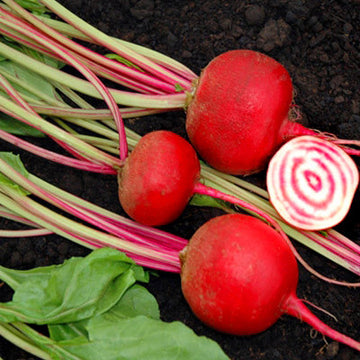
left=1, top=0, right=360, bottom=359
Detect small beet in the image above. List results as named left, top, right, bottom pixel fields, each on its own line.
left=118, top=130, right=200, bottom=226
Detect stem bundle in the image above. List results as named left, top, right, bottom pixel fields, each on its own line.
left=0, top=0, right=358, bottom=290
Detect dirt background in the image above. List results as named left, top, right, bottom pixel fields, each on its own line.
left=1, top=0, right=360, bottom=359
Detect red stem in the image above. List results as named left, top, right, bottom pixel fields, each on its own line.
left=333, top=140, right=360, bottom=156
left=0, top=129, right=116, bottom=174
left=193, top=182, right=288, bottom=238
left=39, top=0, right=191, bottom=89
left=280, top=119, right=360, bottom=157
left=279, top=120, right=317, bottom=142
left=284, top=292, right=360, bottom=351
left=0, top=12, right=128, bottom=161
left=0, top=5, right=176, bottom=94
left=193, top=182, right=360, bottom=286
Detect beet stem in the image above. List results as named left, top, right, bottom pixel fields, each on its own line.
left=284, top=292, right=360, bottom=351
left=281, top=120, right=360, bottom=157
left=279, top=120, right=316, bottom=141
left=194, top=182, right=292, bottom=241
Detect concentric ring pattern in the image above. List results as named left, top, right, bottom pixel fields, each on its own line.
left=267, top=136, right=359, bottom=230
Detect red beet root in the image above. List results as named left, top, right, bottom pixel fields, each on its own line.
left=118, top=130, right=200, bottom=226
left=181, top=214, right=360, bottom=351
left=118, top=130, right=286, bottom=228
left=186, top=50, right=315, bottom=175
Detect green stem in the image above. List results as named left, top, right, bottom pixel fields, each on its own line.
left=0, top=189, right=96, bottom=250
left=0, top=205, right=43, bottom=227
left=199, top=167, right=360, bottom=274
left=0, top=228, right=52, bottom=237
left=0, top=9, right=128, bottom=161
left=38, top=0, right=194, bottom=88
left=1, top=0, right=178, bottom=94
left=0, top=3, right=359, bottom=279
left=27, top=10, right=197, bottom=80
left=0, top=186, right=180, bottom=267
left=4, top=321, right=83, bottom=360
left=27, top=107, right=360, bottom=275
left=0, top=41, right=187, bottom=108
left=74, top=135, right=124, bottom=155
left=56, top=117, right=119, bottom=141
left=33, top=104, right=165, bottom=120
left=0, top=93, right=122, bottom=168
left=0, top=322, right=52, bottom=360
left=0, top=67, right=64, bottom=107
left=0, top=267, right=20, bottom=289
left=26, top=112, right=360, bottom=275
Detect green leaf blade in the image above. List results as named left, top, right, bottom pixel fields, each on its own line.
left=59, top=315, right=229, bottom=360
left=0, top=248, right=147, bottom=324
left=0, top=152, right=30, bottom=195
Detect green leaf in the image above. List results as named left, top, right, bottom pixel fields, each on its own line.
left=107, top=284, right=160, bottom=320
left=57, top=315, right=229, bottom=360
left=0, top=152, right=30, bottom=196
left=48, top=284, right=160, bottom=342
left=174, top=83, right=185, bottom=92
left=0, top=248, right=148, bottom=324
left=0, top=59, right=62, bottom=104
left=21, top=45, right=64, bottom=69
left=105, top=53, right=143, bottom=71
left=47, top=283, right=228, bottom=359
left=190, top=193, right=227, bottom=210
left=0, top=248, right=229, bottom=359
left=0, top=112, right=45, bottom=137
left=48, top=322, right=89, bottom=343
left=14, top=0, right=49, bottom=15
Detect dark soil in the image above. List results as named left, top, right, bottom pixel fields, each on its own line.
left=1, top=0, right=360, bottom=359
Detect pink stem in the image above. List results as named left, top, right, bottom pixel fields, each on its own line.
left=0, top=209, right=42, bottom=227
left=38, top=0, right=192, bottom=89
left=333, top=140, right=360, bottom=156
left=0, top=129, right=116, bottom=174
left=0, top=158, right=184, bottom=271
left=0, top=17, right=168, bottom=95
left=11, top=191, right=182, bottom=272
left=194, top=182, right=289, bottom=240
left=280, top=119, right=360, bottom=157
left=0, top=14, right=128, bottom=161
left=193, top=182, right=360, bottom=286
left=0, top=75, right=120, bottom=172
left=54, top=198, right=181, bottom=255
left=81, top=207, right=187, bottom=251
left=80, top=57, right=169, bottom=94
left=48, top=218, right=182, bottom=272
left=327, top=229, right=360, bottom=255
left=284, top=292, right=360, bottom=351
left=0, top=103, right=121, bottom=167
left=0, top=73, right=87, bottom=164
left=22, top=176, right=183, bottom=256
left=0, top=4, right=186, bottom=93
left=300, top=230, right=360, bottom=274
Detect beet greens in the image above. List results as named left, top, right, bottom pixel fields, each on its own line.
left=0, top=0, right=360, bottom=358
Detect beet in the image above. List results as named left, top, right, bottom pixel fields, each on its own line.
left=181, top=214, right=360, bottom=351
left=186, top=50, right=314, bottom=175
